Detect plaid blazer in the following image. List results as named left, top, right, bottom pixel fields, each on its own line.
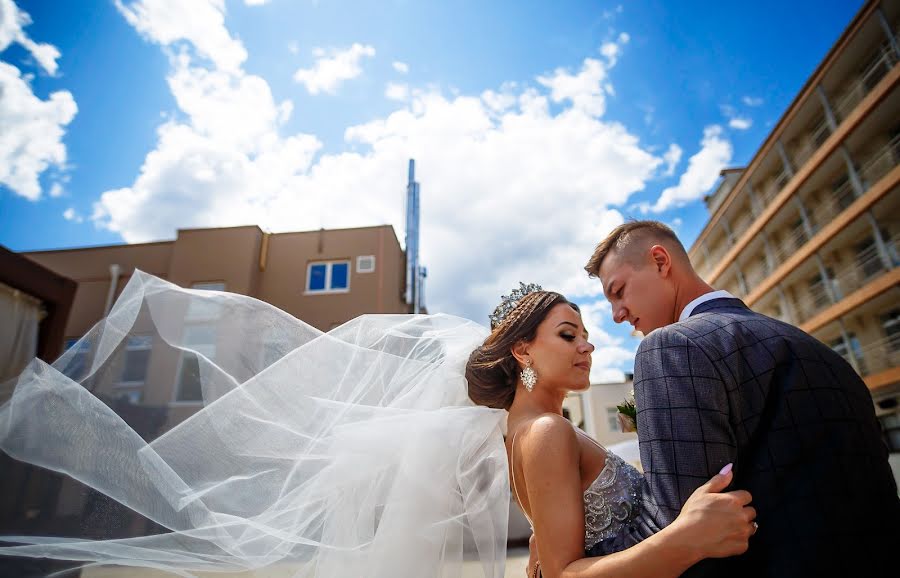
left=633, top=297, right=899, bottom=577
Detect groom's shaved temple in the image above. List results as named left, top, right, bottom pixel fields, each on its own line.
left=584, top=220, right=688, bottom=279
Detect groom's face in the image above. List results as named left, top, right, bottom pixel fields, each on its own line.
left=598, top=250, right=674, bottom=335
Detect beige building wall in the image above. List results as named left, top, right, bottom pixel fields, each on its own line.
left=22, top=224, right=411, bottom=431
left=688, top=0, right=900, bottom=465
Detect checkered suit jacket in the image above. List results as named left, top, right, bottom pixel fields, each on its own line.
left=634, top=297, right=899, bottom=577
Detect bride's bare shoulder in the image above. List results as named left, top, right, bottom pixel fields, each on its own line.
left=510, top=413, right=579, bottom=461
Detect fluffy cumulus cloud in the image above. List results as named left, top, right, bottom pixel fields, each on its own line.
left=643, top=125, right=732, bottom=213
left=661, top=143, right=682, bottom=177
left=115, top=0, right=247, bottom=72
left=293, top=43, right=376, bottom=95
left=728, top=117, right=752, bottom=130
left=392, top=61, right=409, bottom=74
left=92, top=4, right=685, bottom=377
left=384, top=82, right=409, bottom=102
left=0, top=0, right=76, bottom=201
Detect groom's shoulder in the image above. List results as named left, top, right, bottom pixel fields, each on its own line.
left=638, top=307, right=796, bottom=361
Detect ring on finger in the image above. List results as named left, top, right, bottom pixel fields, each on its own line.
left=751, top=521, right=759, bottom=533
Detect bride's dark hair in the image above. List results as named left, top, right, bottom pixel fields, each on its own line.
left=466, top=291, right=579, bottom=410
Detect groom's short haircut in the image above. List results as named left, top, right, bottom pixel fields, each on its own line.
left=584, top=220, right=688, bottom=277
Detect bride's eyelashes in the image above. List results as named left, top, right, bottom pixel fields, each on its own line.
left=560, top=333, right=576, bottom=342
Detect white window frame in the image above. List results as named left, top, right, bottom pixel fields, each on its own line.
left=305, top=260, right=351, bottom=295
left=115, top=334, right=152, bottom=387
left=606, top=407, right=620, bottom=432
left=172, top=324, right=218, bottom=405
left=356, top=255, right=376, bottom=274
left=186, top=282, right=226, bottom=322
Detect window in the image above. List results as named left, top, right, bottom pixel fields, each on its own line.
left=855, top=237, right=885, bottom=281
left=356, top=255, right=376, bottom=273
left=175, top=325, right=217, bottom=403
left=606, top=407, right=620, bottom=432
left=63, top=338, right=91, bottom=380
left=187, top=282, right=226, bottom=321
left=114, top=389, right=143, bottom=404
left=883, top=310, right=900, bottom=353
left=117, top=335, right=151, bottom=385
left=306, top=261, right=350, bottom=293
left=829, top=333, right=868, bottom=376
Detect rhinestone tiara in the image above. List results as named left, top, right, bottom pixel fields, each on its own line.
left=489, top=282, right=543, bottom=330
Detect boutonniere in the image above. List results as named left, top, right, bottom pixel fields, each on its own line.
left=616, top=390, right=637, bottom=433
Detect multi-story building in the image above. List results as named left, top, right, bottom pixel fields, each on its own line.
left=690, top=0, right=900, bottom=456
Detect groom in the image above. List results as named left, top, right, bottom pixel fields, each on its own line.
left=573, top=220, right=899, bottom=577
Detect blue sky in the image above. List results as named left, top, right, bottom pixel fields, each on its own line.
left=0, top=0, right=864, bottom=380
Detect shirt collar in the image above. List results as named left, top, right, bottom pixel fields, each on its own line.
left=678, top=290, right=736, bottom=322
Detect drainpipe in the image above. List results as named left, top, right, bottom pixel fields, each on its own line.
left=104, top=264, right=121, bottom=315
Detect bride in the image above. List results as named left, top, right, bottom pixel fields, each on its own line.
left=0, top=272, right=754, bottom=577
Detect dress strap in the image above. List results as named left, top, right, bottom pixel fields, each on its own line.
left=509, top=430, right=534, bottom=528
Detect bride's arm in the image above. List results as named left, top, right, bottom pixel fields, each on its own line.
left=517, top=416, right=755, bottom=578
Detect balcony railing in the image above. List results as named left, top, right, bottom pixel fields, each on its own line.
left=859, top=133, right=900, bottom=187
left=791, top=118, right=833, bottom=169
left=771, top=221, right=811, bottom=266
left=808, top=178, right=857, bottom=231
left=758, top=169, right=791, bottom=206
left=731, top=211, right=755, bottom=240
left=835, top=334, right=900, bottom=377
left=832, top=41, right=898, bottom=122
left=790, top=232, right=899, bottom=324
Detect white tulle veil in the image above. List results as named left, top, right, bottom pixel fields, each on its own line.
left=0, top=271, right=510, bottom=577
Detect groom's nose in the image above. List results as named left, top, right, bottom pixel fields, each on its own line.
left=613, top=306, right=628, bottom=324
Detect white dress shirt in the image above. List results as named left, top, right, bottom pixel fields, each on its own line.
left=678, top=289, right=736, bottom=322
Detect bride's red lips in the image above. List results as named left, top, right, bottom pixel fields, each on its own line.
left=575, top=362, right=591, bottom=371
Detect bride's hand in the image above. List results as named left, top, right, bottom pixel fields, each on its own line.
left=668, top=463, right=757, bottom=561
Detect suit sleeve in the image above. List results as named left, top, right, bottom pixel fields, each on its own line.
left=634, top=327, right=737, bottom=526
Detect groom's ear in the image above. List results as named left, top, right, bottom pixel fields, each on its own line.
left=649, top=244, right=672, bottom=277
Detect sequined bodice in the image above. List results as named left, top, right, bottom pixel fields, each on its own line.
left=582, top=450, right=644, bottom=550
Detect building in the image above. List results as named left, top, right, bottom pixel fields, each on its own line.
left=0, top=224, right=413, bottom=561
left=689, top=0, right=900, bottom=460
left=17, top=224, right=410, bottom=425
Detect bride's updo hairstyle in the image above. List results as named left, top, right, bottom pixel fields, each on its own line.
left=466, top=290, right=579, bottom=410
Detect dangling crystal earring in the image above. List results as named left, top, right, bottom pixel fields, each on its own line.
left=521, top=360, right=538, bottom=392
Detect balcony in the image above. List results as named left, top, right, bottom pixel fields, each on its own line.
left=757, top=169, right=791, bottom=206
left=854, top=334, right=900, bottom=377
left=790, top=231, right=899, bottom=324
left=832, top=40, right=898, bottom=122
left=791, top=117, right=833, bottom=170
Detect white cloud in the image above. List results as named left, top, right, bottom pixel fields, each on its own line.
left=114, top=0, right=247, bottom=73
left=392, top=61, right=409, bottom=74
left=534, top=33, right=627, bottom=118
left=742, top=96, right=763, bottom=107
left=49, top=182, right=64, bottom=197
left=644, top=125, right=732, bottom=213
left=0, top=62, right=77, bottom=200
left=244, top=0, right=270, bottom=5
left=385, top=82, right=409, bottom=102
left=95, top=9, right=667, bottom=379
left=661, top=143, right=682, bottom=177
left=0, top=0, right=62, bottom=75
left=293, top=43, right=376, bottom=95
left=728, top=117, right=752, bottom=130
left=63, top=207, right=83, bottom=222
left=287, top=41, right=299, bottom=55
